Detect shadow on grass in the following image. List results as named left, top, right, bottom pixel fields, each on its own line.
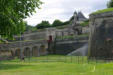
left=0, top=63, right=32, bottom=70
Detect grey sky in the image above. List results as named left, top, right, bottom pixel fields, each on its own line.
left=25, top=0, right=110, bottom=26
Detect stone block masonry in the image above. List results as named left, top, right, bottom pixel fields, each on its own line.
left=88, top=11, right=113, bottom=59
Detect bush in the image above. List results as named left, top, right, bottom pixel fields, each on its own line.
left=80, top=20, right=89, bottom=27
left=36, top=21, right=51, bottom=29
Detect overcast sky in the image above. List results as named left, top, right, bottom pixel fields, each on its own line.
left=25, top=0, right=110, bottom=26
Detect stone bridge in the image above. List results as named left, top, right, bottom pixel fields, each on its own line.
left=0, top=40, right=48, bottom=59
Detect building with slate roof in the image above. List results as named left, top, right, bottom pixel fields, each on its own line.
left=77, top=11, right=87, bottom=23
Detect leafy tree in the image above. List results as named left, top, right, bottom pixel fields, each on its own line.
left=25, top=23, right=37, bottom=32
left=62, top=21, right=70, bottom=25
left=69, top=16, right=74, bottom=21
left=36, top=21, right=51, bottom=29
left=52, top=19, right=63, bottom=27
left=26, top=25, right=37, bottom=32
left=0, top=0, right=42, bottom=39
left=107, top=0, right=113, bottom=8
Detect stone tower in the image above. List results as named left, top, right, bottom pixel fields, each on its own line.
left=69, top=11, right=87, bottom=35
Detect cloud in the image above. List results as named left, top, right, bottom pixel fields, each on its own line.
left=25, top=0, right=110, bottom=26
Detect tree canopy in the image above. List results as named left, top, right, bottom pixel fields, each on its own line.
left=107, top=0, right=113, bottom=8
left=52, top=19, right=70, bottom=27
left=25, top=22, right=37, bottom=32
left=52, top=19, right=63, bottom=27
left=0, top=0, right=42, bottom=39
left=36, top=19, right=71, bottom=29
left=36, top=21, right=51, bottom=29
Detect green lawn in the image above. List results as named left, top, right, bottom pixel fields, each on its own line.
left=0, top=55, right=113, bottom=75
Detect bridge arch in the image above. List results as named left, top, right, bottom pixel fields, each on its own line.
left=39, top=45, right=47, bottom=55
left=11, top=50, right=15, bottom=57
left=15, top=49, right=21, bottom=58
left=24, top=47, right=31, bottom=57
left=32, top=46, right=39, bottom=57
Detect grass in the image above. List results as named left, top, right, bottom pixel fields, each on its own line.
left=56, top=34, right=89, bottom=40
left=0, top=55, right=113, bottom=75
left=80, top=20, right=89, bottom=27
left=91, top=8, right=113, bottom=15
left=56, top=25, right=68, bottom=29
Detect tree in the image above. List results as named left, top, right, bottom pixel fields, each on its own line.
left=52, top=19, right=63, bottom=27
left=0, top=0, right=42, bottom=39
left=107, top=0, right=113, bottom=8
left=62, top=21, right=70, bottom=25
left=69, top=16, right=74, bottom=21
left=26, top=25, right=37, bottom=32
left=36, top=21, right=51, bottom=29
left=25, top=23, right=37, bottom=32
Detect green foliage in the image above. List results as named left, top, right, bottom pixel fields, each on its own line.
left=57, top=34, right=89, bottom=40
left=56, top=25, right=68, bottom=29
left=36, top=21, right=51, bottom=29
left=0, top=0, right=42, bottom=39
left=36, top=19, right=70, bottom=29
left=107, top=0, right=113, bottom=8
left=52, top=19, right=70, bottom=27
left=57, top=35, right=75, bottom=40
left=52, top=19, right=63, bottom=27
left=26, top=24, right=37, bottom=32
left=91, top=8, right=113, bottom=15
left=80, top=20, right=89, bottom=27
left=36, top=20, right=70, bottom=29
left=69, top=16, right=74, bottom=21
left=62, top=21, right=70, bottom=25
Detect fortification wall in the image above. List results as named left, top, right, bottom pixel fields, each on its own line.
left=88, top=11, right=113, bottom=58
left=23, top=27, right=74, bottom=41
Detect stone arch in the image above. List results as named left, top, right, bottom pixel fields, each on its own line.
left=24, top=47, right=31, bottom=57
left=11, top=50, right=15, bottom=57
left=39, top=45, right=47, bottom=55
left=75, top=28, right=81, bottom=35
left=15, top=49, right=21, bottom=58
left=32, top=46, right=39, bottom=57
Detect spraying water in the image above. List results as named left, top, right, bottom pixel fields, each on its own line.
left=68, top=43, right=88, bottom=56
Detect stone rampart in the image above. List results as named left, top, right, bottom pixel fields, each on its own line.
left=89, top=11, right=113, bottom=59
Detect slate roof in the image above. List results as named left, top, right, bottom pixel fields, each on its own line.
left=77, top=12, right=87, bottom=21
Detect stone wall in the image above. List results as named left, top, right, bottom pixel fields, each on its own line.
left=53, top=36, right=88, bottom=55
left=22, top=27, right=75, bottom=41
left=88, top=11, right=113, bottom=59
left=0, top=50, right=13, bottom=60
left=54, top=41, right=87, bottom=55
left=23, top=31, right=47, bottom=41
left=0, top=40, right=48, bottom=60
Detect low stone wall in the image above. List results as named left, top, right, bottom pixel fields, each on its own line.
left=53, top=36, right=88, bottom=55
left=55, top=41, right=87, bottom=55
left=88, top=11, right=113, bottom=58
left=0, top=50, right=13, bottom=61
left=0, top=40, right=47, bottom=50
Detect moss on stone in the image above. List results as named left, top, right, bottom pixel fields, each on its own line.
left=91, top=8, right=113, bottom=15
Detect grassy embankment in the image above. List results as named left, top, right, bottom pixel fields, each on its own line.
left=91, top=8, right=113, bottom=15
